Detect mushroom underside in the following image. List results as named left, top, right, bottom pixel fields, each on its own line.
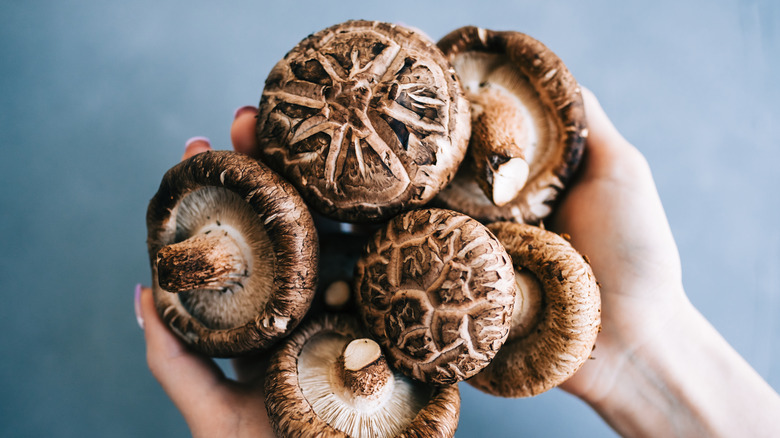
left=433, top=27, right=587, bottom=224
left=167, top=186, right=276, bottom=330
left=466, top=222, right=600, bottom=398
left=146, top=151, right=318, bottom=357
left=298, top=332, right=431, bottom=436
left=265, top=314, right=460, bottom=438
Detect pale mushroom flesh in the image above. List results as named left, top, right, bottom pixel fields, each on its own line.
left=455, top=52, right=559, bottom=207
left=298, top=332, right=432, bottom=437
left=265, top=314, right=460, bottom=438
left=162, top=186, right=276, bottom=330
left=433, top=27, right=587, bottom=225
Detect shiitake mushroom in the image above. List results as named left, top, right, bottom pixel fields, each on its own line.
left=354, top=208, right=516, bottom=385
left=468, top=222, right=601, bottom=397
left=255, top=20, right=471, bottom=223
left=433, top=26, right=588, bottom=225
left=265, top=314, right=460, bottom=438
left=146, top=151, right=318, bottom=357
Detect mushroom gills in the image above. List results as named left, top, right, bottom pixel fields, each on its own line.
left=298, top=332, right=432, bottom=437
left=452, top=52, right=559, bottom=206
left=161, top=186, right=276, bottom=330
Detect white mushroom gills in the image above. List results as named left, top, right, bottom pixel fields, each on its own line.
left=452, top=52, right=558, bottom=207
left=297, top=333, right=429, bottom=437
left=158, top=186, right=276, bottom=330
left=508, top=268, right=543, bottom=340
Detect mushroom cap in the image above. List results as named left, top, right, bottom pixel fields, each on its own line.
left=256, top=20, right=471, bottom=223
left=265, top=314, right=460, bottom=438
left=354, top=208, right=516, bottom=385
left=432, top=26, right=587, bottom=224
left=146, top=151, right=318, bottom=357
left=467, top=222, right=600, bottom=397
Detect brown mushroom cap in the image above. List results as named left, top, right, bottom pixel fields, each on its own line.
left=354, top=208, right=516, bottom=385
left=433, top=26, right=587, bottom=224
left=467, top=222, right=600, bottom=397
left=146, top=151, right=318, bottom=357
left=256, top=20, right=471, bottom=223
left=265, top=314, right=460, bottom=438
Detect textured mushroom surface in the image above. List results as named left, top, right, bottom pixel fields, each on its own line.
left=146, top=151, right=318, bottom=357
left=265, top=314, right=460, bottom=438
left=467, top=222, right=600, bottom=398
left=355, top=208, right=516, bottom=385
left=256, top=20, right=470, bottom=222
left=433, top=26, right=587, bottom=224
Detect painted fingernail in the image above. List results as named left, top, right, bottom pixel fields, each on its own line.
left=234, top=105, right=258, bottom=120
left=134, top=284, right=145, bottom=330
left=184, top=136, right=210, bottom=150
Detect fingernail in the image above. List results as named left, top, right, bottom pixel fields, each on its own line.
left=184, top=136, right=210, bottom=150
left=234, top=105, right=257, bottom=120
left=134, top=284, right=145, bottom=330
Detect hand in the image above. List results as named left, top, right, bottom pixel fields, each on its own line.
left=551, top=89, right=780, bottom=436
left=551, top=88, right=687, bottom=401
left=137, top=106, right=275, bottom=438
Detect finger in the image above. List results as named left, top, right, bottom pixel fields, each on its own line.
left=140, top=285, right=228, bottom=420
left=579, top=87, right=650, bottom=182
left=580, top=87, right=630, bottom=151
left=182, top=137, right=213, bottom=161
left=231, top=106, right=260, bottom=158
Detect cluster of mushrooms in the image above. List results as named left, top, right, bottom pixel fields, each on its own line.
left=147, top=20, right=600, bottom=438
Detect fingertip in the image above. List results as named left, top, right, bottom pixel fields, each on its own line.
left=182, top=137, right=212, bottom=161
left=141, top=284, right=227, bottom=416
left=580, top=86, right=631, bottom=152
left=134, top=284, right=146, bottom=329
left=580, top=86, right=609, bottom=131
left=230, top=106, right=260, bottom=158
left=234, top=105, right=257, bottom=120
left=140, top=284, right=179, bottom=372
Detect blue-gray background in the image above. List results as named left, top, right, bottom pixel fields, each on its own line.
left=1, top=0, right=778, bottom=436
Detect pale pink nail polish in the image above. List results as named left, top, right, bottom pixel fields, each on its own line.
left=184, top=136, right=210, bottom=150
left=234, top=105, right=258, bottom=120
left=134, top=284, right=145, bottom=329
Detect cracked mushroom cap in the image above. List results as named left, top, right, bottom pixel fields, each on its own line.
left=433, top=26, right=587, bottom=224
left=354, top=208, right=516, bottom=385
left=256, top=20, right=470, bottom=223
left=146, top=151, right=318, bottom=357
left=265, top=314, right=460, bottom=438
left=467, top=222, right=600, bottom=397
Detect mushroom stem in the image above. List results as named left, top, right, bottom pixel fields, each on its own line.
left=508, top=268, right=543, bottom=340
left=469, top=86, right=532, bottom=207
left=156, top=227, right=250, bottom=293
left=324, top=280, right=351, bottom=311
left=339, top=338, right=393, bottom=399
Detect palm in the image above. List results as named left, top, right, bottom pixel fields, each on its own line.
left=548, top=98, right=684, bottom=400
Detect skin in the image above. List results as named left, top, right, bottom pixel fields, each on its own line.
left=138, top=91, right=780, bottom=437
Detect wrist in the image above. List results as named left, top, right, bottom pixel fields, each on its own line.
left=585, top=296, right=780, bottom=437
left=585, top=298, right=706, bottom=436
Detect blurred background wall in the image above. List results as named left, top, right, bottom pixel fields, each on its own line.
left=1, top=0, right=778, bottom=436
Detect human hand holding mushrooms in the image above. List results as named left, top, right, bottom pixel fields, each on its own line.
left=137, top=21, right=780, bottom=438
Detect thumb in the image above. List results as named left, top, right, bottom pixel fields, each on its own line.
left=139, top=286, right=228, bottom=421
left=578, top=87, right=651, bottom=184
